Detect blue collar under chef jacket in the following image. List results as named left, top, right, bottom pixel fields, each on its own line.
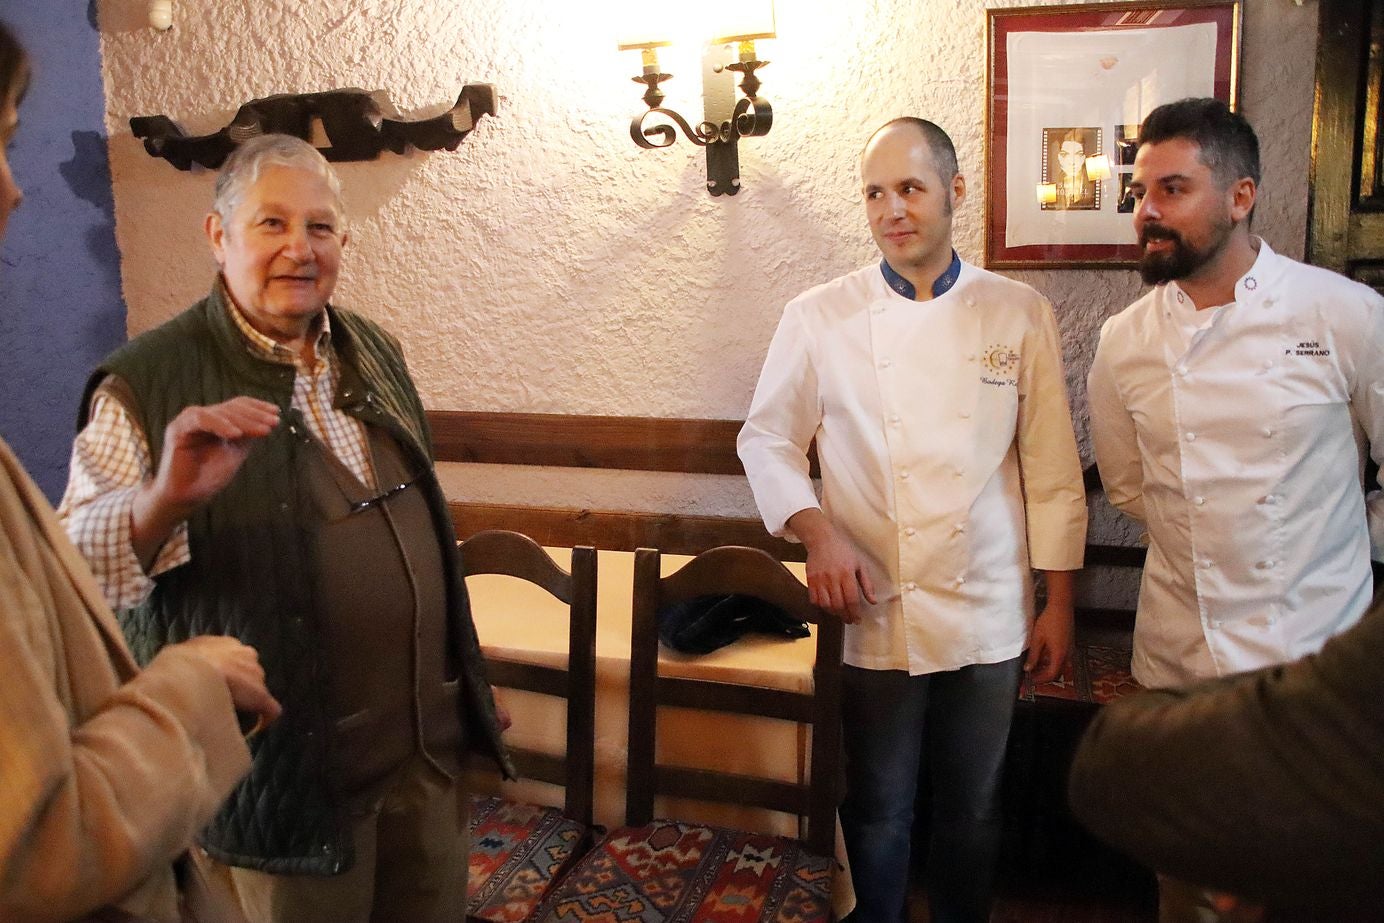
left=880, top=249, right=962, bottom=300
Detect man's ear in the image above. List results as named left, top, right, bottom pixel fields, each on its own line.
left=952, top=172, right=967, bottom=209
left=1229, top=177, right=1256, bottom=223
left=205, top=211, right=226, bottom=265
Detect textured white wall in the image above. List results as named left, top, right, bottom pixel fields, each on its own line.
left=96, top=0, right=1318, bottom=542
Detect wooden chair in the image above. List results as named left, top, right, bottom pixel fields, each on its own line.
left=459, top=530, right=598, bottom=923
left=533, top=545, right=844, bottom=923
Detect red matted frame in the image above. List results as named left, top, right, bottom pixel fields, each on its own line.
left=985, top=1, right=1241, bottom=269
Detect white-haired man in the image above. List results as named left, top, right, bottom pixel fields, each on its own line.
left=59, top=134, right=511, bottom=923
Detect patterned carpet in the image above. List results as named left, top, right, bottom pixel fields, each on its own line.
left=1021, top=643, right=1140, bottom=705
left=532, top=819, right=833, bottom=922
left=468, top=795, right=589, bottom=923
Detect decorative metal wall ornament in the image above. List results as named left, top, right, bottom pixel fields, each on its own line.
left=627, top=42, right=771, bottom=196
left=130, top=84, right=497, bottom=171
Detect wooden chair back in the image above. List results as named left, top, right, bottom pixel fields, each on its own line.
left=625, top=545, right=844, bottom=858
left=459, top=529, right=597, bottom=826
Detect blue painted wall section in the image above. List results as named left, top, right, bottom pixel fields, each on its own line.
left=0, top=3, right=124, bottom=502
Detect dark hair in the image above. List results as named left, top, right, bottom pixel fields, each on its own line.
left=0, top=21, right=30, bottom=107
left=1138, top=98, right=1259, bottom=187
left=867, top=117, right=960, bottom=181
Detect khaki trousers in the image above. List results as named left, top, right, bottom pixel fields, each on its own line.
left=228, top=757, right=469, bottom=923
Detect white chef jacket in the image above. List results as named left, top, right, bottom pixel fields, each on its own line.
left=738, top=261, right=1087, bottom=675
left=1088, top=241, right=1384, bottom=688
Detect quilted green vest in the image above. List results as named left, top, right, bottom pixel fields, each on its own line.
left=81, top=282, right=512, bottom=875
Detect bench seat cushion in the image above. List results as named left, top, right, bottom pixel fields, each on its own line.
left=531, top=819, right=832, bottom=922
left=1022, top=641, right=1139, bottom=705
left=467, top=794, right=587, bottom=923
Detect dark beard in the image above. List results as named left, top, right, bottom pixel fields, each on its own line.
left=1137, top=218, right=1232, bottom=286
left=1137, top=235, right=1198, bottom=285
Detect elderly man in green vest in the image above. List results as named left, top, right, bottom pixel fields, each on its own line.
left=58, top=133, right=511, bottom=923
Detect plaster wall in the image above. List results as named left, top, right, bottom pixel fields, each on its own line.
left=95, top=0, right=1319, bottom=563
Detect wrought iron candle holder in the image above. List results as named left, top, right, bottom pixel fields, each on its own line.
left=627, top=41, right=772, bottom=197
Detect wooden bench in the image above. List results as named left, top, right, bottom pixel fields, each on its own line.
left=431, top=410, right=808, bottom=560
left=430, top=409, right=1141, bottom=707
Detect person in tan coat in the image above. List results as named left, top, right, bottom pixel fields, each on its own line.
left=0, top=21, right=280, bottom=923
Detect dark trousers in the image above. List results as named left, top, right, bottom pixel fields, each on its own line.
left=839, top=657, right=1022, bottom=923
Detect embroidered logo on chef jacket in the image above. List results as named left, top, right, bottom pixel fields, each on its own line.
left=981, top=343, right=1019, bottom=386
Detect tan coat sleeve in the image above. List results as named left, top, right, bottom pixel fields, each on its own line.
left=0, top=446, right=250, bottom=923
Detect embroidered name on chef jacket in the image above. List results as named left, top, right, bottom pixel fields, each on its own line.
left=1288, top=340, right=1331, bottom=357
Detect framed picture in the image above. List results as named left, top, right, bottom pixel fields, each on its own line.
left=984, top=1, right=1242, bottom=269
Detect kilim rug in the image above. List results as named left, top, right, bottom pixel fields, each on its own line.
left=531, top=819, right=833, bottom=923
left=1020, top=642, right=1139, bottom=705
left=467, top=794, right=588, bottom=923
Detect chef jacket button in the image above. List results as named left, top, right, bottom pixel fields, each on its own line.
left=904, top=526, right=917, bottom=537
left=879, top=359, right=892, bottom=369
left=954, top=522, right=966, bottom=534
left=958, top=410, right=970, bottom=419
left=954, top=576, right=966, bottom=587
left=905, top=581, right=917, bottom=592
left=1262, top=427, right=1273, bottom=437
left=1209, top=619, right=1222, bottom=630
left=967, top=354, right=976, bottom=361
left=1194, top=496, right=1206, bottom=506
left=1256, top=559, right=1271, bottom=570
left=966, top=298, right=976, bottom=308
left=1186, top=432, right=1197, bottom=442
left=890, top=415, right=901, bottom=426
left=1197, top=559, right=1212, bottom=569
left=1262, top=360, right=1273, bottom=370
left=1259, top=494, right=1276, bottom=505
left=1176, top=366, right=1188, bottom=377
left=900, top=470, right=911, bottom=480
left=954, top=468, right=965, bottom=478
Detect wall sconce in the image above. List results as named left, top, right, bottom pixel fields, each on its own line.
left=1035, top=183, right=1058, bottom=206
left=148, top=0, right=173, bottom=30
left=617, top=1, right=775, bottom=196
left=1084, top=154, right=1112, bottom=182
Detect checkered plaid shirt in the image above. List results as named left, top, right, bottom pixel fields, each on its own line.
left=58, top=301, right=377, bottom=610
